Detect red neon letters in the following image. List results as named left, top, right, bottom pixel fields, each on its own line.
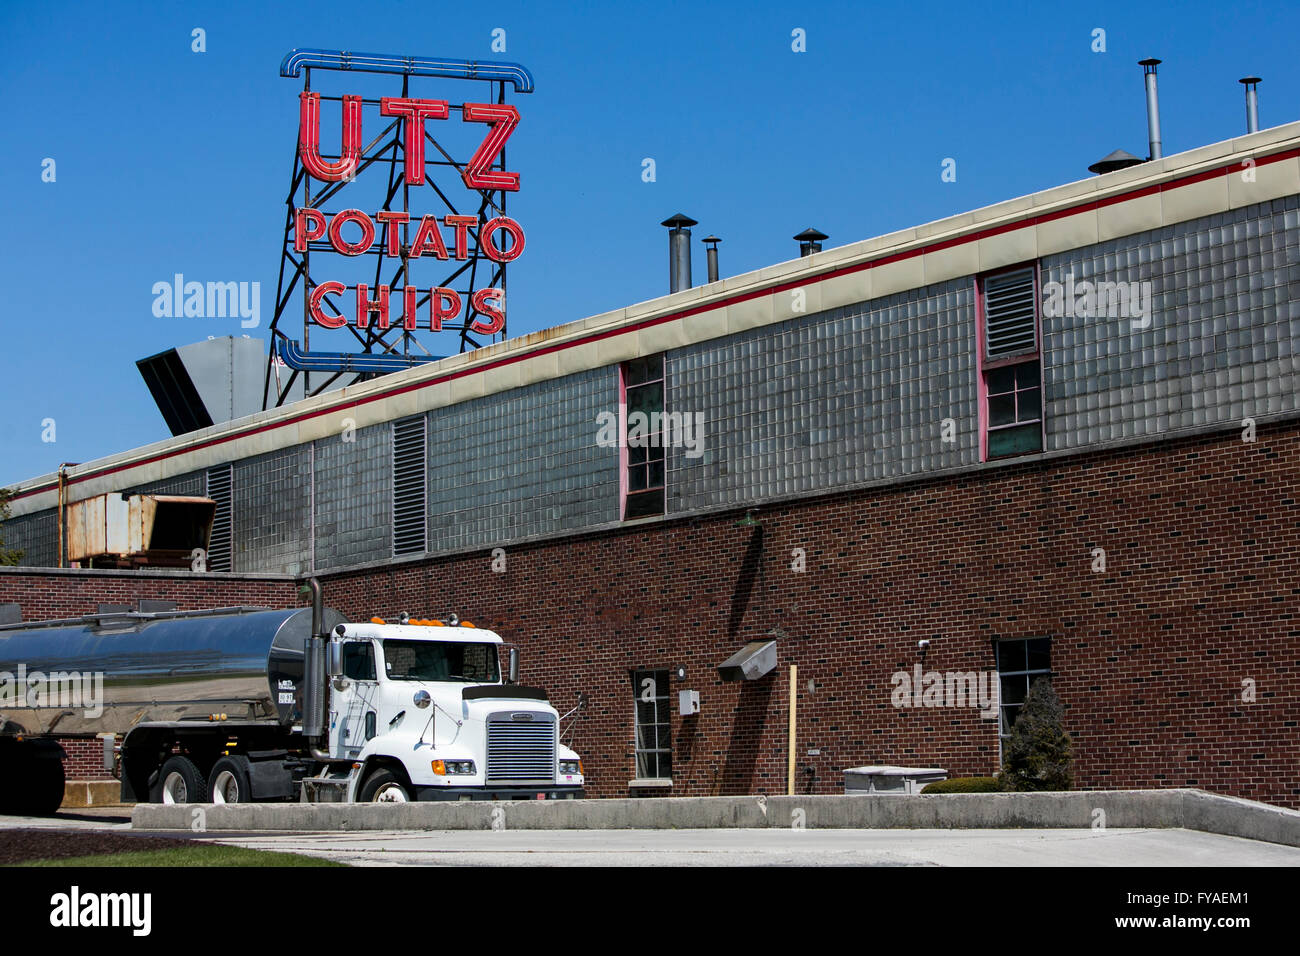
left=309, top=283, right=496, bottom=333
left=295, top=92, right=523, bottom=335
left=295, top=209, right=525, bottom=262
left=298, top=94, right=519, bottom=190
left=299, top=93, right=363, bottom=182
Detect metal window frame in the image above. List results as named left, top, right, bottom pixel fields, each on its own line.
left=631, top=667, right=672, bottom=780
left=985, top=359, right=1044, bottom=433
left=619, top=356, right=667, bottom=520
left=994, top=637, right=1053, bottom=746
left=975, top=263, right=1046, bottom=462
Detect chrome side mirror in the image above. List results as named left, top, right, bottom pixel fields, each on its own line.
left=326, top=641, right=343, bottom=679
left=413, top=690, right=432, bottom=709
left=507, top=647, right=520, bottom=684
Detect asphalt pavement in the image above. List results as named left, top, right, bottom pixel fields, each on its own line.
left=3, top=808, right=1298, bottom=866
left=207, top=826, right=1300, bottom=866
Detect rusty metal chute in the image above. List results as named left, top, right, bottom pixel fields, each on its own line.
left=65, top=494, right=216, bottom=569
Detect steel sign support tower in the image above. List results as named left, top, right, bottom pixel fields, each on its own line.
left=263, top=49, right=534, bottom=409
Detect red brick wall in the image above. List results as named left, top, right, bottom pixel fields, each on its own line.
left=58, top=736, right=111, bottom=780
left=0, top=571, right=295, bottom=621
left=316, top=421, right=1300, bottom=808
left=5, top=424, right=1298, bottom=808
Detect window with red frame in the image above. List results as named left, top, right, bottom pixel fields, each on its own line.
left=622, top=355, right=665, bottom=519
left=980, top=267, right=1043, bottom=459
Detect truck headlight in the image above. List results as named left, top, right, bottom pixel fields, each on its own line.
left=432, top=760, right=476, bottom=775
left=559, top=760, right=582, bottom=775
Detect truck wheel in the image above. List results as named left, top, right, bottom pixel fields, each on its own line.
left=359, top=768, right=410, bottom=803
left=3, top=758, right=65, bottom=816
left=30, top=759, right=65, bottom=816
left=208, top=756, right=252, bottom=804
left=151, top=756, right=207, bottom=804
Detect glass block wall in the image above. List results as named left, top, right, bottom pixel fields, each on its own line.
left=313, top=423, right=392, bottom=571
left=425, top=366, right=620, bottom=552
left=666, top=278, right=978, bottom=512
left=0, top=508, right=57, bottom=568
left=123, top=471, right=206, bottom=497
left=232, top=446, right=311, bottom=575
left=5, top=197, right=1298, bottom=573
left=1042, top=197, right=1300, bottom=448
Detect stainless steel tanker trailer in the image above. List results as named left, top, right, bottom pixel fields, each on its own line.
left=0, top=582, right=584, bottom=814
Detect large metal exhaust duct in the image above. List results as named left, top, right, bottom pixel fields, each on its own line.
left=1139, top=58, right=1163, bottom=160
left=137, top=336, right=281, bottom=437
left=661, top=213, right=697, bottom=293
left=1240, top=76, right=1261, bottom=133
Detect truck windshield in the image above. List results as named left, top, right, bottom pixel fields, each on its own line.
left=382, top=640, right=500, bottom=683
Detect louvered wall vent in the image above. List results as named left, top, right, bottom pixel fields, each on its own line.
left=205, top=464, right=233, bottom=572
left=983, top=268, right=1038, bottom=358
left=392, top=417, right=428, bottom=556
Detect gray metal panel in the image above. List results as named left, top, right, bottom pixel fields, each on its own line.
left=1041, top=195, right=1300, bottom=449
left=174, top=336, right=272, bottom=426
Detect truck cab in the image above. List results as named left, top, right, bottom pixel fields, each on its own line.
left=324, top=618, right=584, bottom=802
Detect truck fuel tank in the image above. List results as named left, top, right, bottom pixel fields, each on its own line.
left=0, top=605, right=345, bottom=736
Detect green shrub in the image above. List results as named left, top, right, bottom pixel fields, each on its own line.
left=1000, top=678, right=1073, bottom=791
left=922, top=776, right=1000, bottom=794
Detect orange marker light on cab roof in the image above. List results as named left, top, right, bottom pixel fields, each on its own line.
left=370, top=617, right=386, bottom=625
left=460, top=621, right=475, bottom=628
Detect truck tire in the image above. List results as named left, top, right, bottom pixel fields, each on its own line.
left=27, top=758, right=65, bottom=816
left=151, top=756, right=207, bottom=804
left=359, top=768, right=411, bottom=803
left=0, top=757, right=65, bottom=816
left=208, top=756, right=252, bottom=804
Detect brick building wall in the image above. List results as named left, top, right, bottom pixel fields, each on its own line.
left=2, top=421, right=1295, bottom=807
left=0, top=569, right=296, bottom=622
left=58, top=737, right=110, bottom=780
left=314, top=419, right=1300, bottom=808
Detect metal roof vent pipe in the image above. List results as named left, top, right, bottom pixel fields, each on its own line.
left=661, top=213, right=697, bottom=293
left=1139, top=57, right=1163, bottom=160
left=794, top=227, right=828, bottom=257
left=703, top=235, right=721, bottom=283
left=1088, top=149, right=1144, bottom=176
left=1240, top=76, right=1261, bottom=133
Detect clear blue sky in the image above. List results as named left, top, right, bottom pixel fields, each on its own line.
left=2, top=0, right=1296, bottom=485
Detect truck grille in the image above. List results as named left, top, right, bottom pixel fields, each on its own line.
left=486, top=712, right=556, bottom=785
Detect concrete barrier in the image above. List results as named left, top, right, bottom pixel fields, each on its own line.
left=131, top=788, right=1300, bottom=847
left=62, top=780, right=124, bottom=809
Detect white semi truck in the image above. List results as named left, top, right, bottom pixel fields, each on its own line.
left=0, top=580, right=584, bottom=813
